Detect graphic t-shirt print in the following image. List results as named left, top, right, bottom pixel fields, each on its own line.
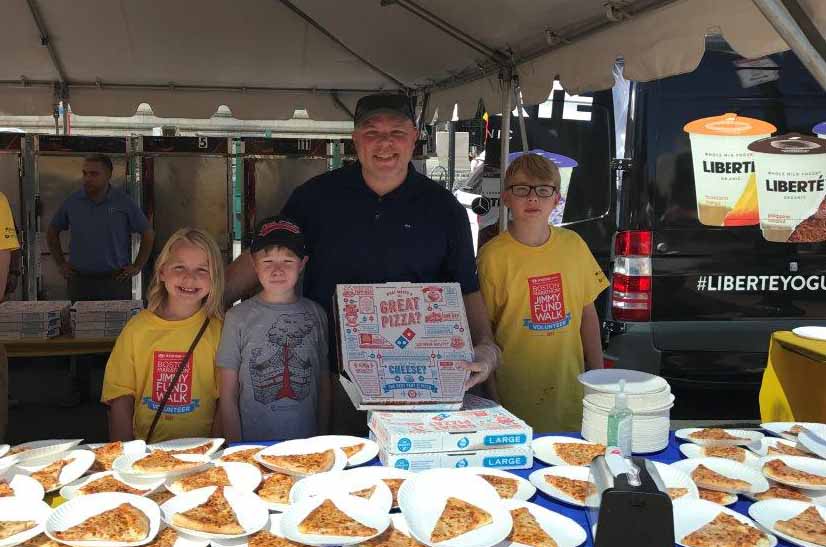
left=524, top=274, right=571, bottom=331
left=143, top=351, right=199, bottom=414
left=249, top=313, right=315, bottom=405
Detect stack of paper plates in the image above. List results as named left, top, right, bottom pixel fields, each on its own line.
left=578, top=369, right=673, bottom=453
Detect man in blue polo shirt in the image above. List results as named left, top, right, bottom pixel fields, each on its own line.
left=226, top=93, right=501, bottom=433
left=47, top=154, right=154, bottom=301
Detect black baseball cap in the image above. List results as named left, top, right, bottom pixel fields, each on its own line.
left=250, top=215, right=306, bottom=257
left=354, top=93, right=415, bottom=126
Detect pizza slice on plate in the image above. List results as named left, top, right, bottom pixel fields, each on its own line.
left=774, top=506, right=826, bottom=545
left=690, top=464, right=751, bottom=492
left=172, top=466, right=231, bottom=492
left=544, top=475, right=597, bottom=503
left=54, top=503, right=149, bottom=542
left=91, top=441, right=124, bottom=472
left=171, top=487, right=244, bottom=535
left=698, top=488, right=738, bottom=505
left=553, top=443, right=605, bottom=466
left=350, top=485, right=376, bottom=500
left=147, top=527, right=178, bottom=547
left=248, top=529, right=307, bottom=547
left=784, top=425, right=804, bottom=437
left=132, top=451, right=201, bottom=473
left=382, top=479, right=404, bottom=509
left=507, top=507, right=557, bottom=547
left=681, top=512, right=769, bottom=547
left=763, top=459, right=826, bottom=487
left=359, top=525, right=424, bottom=547
left=165, top=443, right=213, bottom=456
left=430, top=497, right=492, bottom=543
left=261, top=450, right=335, bottom=475
left=30, top=458, right=71, bottom=491
left=0, top=480, right=14, bottom=497
left=688, top=428, right=748, bottom=441
left=768, top=443, right=812, bottom=457
left=147, top=490, right=175, bottom=505
left=666, top=488, right=689, bottom=500
left=479, top=474, right=518, bottom=499
left=0, top=520, right=37, bottom=540
left=753, top=484, right=811, bottom=502
left=221, top=448, right=269, bottom=472
left=20, top=533, right=61, bottom=547
left=297, top=498, right=378, bottom=537
left=256, top=473, right=295, bottom=504
left=340, top=444, right=365, bottom=459
left=704, top=446, right=747, bottom=463
left=79, top=475, right=148, bottom=496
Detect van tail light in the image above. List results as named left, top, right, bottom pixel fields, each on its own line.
left=611, top=231, right=652, bottom=322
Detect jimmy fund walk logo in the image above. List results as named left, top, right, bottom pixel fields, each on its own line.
left=696, top=275, right=826, bottom=292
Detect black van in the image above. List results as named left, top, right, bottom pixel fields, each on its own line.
left=471, top=36, right=826, bottom=418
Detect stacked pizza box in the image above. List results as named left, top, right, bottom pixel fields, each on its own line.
left=0, top=300, right=70, bottom=339
left=367, top=394, right=534, bottom=472
left=71, top=300, right=143, bottom=338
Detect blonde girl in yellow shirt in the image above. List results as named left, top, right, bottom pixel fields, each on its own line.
left=102, top=228, right=225, bottom=442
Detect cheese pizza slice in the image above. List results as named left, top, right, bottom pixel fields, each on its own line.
left=30, top=458, right=71, bottom=491
left=553, top=442, right=605, bottom=466
left=784, top=425, right=804, bottom=437
left=256, top=473, right=295, bottom=504
left=544, top=475, right=597, bottom=503
left=763, top=459, right=826, bottom=487
left=681, top=512, right=769, bottom=547
left=340, top=444, right=365, bottom=459
left=297, top=498, right=378, bottom=537
left=350, top=485, right=376, bottom=500
left=0, top=520, right=37, bottom=540
left=698, top=488, right=738, bottom=505
left=704, top=446, right=747, bottom=463
left=768, top=444, right=812, bottom=457
left=359, top=525, right=425, bottom=547
left=221, top=448, right=269, bottom=472
left=79, top=475, right=148, bottom=496
left=508, top=507, right=557, bottom=547
left=20, top=533, right=61, bottom=547
left=480, top=474, right=519, bottom=499
left=688, top=428, right=748, bottom=442
left=775, top=506, right=826, bottom=545
left=54, top=503, right=149, bottom=542
left=753, top=484, right=812, bottom=502
left=132, top=451, right=201, bottom=473
left=248, top=529, right=308, bottom=547
left=430, top=497, right=492, bottom=543
left=147, top=527, right=178, bottom=547
left=690, top=464, right=751, bottom=492
left=147, top=489, right=175, bottom=505
left=90, top=441, right=124, bottom=472
left=171, top=487, right=244, bottom=535
left=165, top=442, right=213, bottom=456
left=261, top=450, right=335, bottom=475
left=666, top=487, right=689, bottom=500
left=0, top=481, right=14, bottom=497
left=382, top=479, right=404, bottom=509
left=171, top=466, right=231, bottom=492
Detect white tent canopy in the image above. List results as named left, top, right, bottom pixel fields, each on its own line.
left=0, top=0, right=824, bottom=121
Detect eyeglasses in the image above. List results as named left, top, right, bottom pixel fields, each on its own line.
left=507, top=184, right=558, bottom=198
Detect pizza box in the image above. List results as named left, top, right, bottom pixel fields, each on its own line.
left=71, top=300, right=143, bottom=323
left=334, top=282, right=473, bottom=411
left=0, top=300, right=71, bottom=322
left=374, top=434, right=533, bottom=471
left=367, top=399, right=532, bottom=455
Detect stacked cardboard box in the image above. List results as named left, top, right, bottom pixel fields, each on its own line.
left=0, top=301, right=71, bottom=339
left=71, top=300, right=143, bottom=338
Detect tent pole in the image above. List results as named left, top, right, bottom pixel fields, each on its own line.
left=513, top=84, right=529, bottom=152
left=753, top=0, right=826, bottom=90
left=498, top=71, right=513, bottom=234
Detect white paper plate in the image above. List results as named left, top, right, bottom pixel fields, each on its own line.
left=165, top=462, right=262, bottom=495
left=150, top=526, right=210, bottom=547
left=494, top=499, right=586, bottom=547
left=531, top=437, right=604, bottom=467
left=750, top=499, right=826, bottom=547
left=8, top=439, right=84, bottom=464
left=670, top=457, right=769, bottom=494
left=675, top=428, right=764, bottom=447
left=798, top=426, right=826, bottom=460
left=528, top=466, right=595, bottom=508
left=113, top=453, right=212, bottom=480
left=255, top=472, right=299, bottom=513
left=0, top=444, right=8, bottom=458
left=45, top=492, right=161, bottom=547
left=758, top=455, right=826, bottom=491
left=256, top=439, right=346, bottom=477
left=210, top=514, right=291, bottom=547
left=161, top=486, right=268, bottom=540
left=762, top=422, right=824, bottom=442
left=331, top=466, right=415, bottom=510
left=60, top=471, right=164, bottom=500
left=459, top=467, right=537, bottom=501
left=792, top=326, right=826, bottom=341
left=22, top=449, right=96, bottom=493
left=0, top=498, right=52, bottom=547
left=672, top=498, right=776, bottom=547
left=650, top=461, right=699, bottom=500
left=215, top=445, right=266, bottom=462
left=280, top=493, right=390, bottom=546
left=0, top=471, right=45, bottom=500
left=743, top=481, right=826, bottom=505
left=0, top=452, right=20, bottom=474
left=148, top=438, right=224, bottom=457
left=289, top=469, right=393, bottom=513
left=750, top=437, right=816, bottom=458
left=82, top=441, right=148, bottom=471
left=679, top=443, right=760, bottom=468
left=308, top=435, right=379, bottom=468
left=399, top=468, right=512, bottom=547
left=578, top=369, right=669, bottom=394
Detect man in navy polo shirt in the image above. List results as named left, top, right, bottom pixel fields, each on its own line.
left=226, top=93, right=501, bottom=433
left=47, top=154, right=154, bottom=301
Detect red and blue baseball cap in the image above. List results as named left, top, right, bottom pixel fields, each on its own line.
left=250, top=215, right=306, bottom=257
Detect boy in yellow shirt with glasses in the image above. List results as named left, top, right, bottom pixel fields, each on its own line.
left=478, top=153, right=608, bottom=431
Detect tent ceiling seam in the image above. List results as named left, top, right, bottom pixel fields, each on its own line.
left=25, top=0, right=68, bottom=87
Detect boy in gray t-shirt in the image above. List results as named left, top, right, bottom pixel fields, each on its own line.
left=217, top=216, right=331, bottom=441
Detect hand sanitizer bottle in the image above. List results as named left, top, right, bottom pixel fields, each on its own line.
left=606, top=379, right=633, bottom=457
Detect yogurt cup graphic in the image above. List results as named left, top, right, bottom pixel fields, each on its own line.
left=508, top=149, right=577, bottom=225
left=684, top=114, right=776, bottom=226
left=749, top=133, right=826, bottom=242
left=814, top=121, right=826, bottom=139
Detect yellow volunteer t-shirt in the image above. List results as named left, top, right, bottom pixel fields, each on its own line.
left=478, top=227, right=609, bottom=432
left=101, top=309, right=223, bottom=442
left=0, top=192, right=20, bottom=251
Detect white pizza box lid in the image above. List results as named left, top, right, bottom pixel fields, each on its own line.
left=70, top=300, right=143, bottom=312
left=334, top=282, right=473, bottom=410
left=375, top=435, right=534, bottom=472
left=0, top=300, right=71, bottom=321
left=0, top=327, right=62, bottom=340
left=368, top=400, right=532, bottom=455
